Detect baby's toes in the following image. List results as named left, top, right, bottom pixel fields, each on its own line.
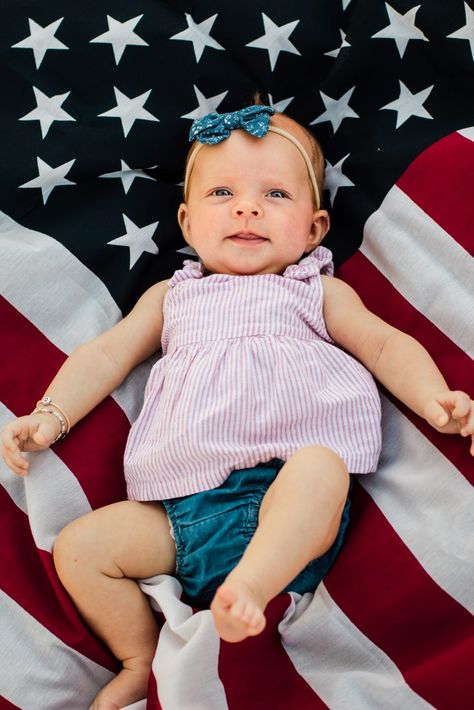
left=229, top=597, right=246, bottom=619
left=240, top=600, right=258, bottom=624
left=247, top=609, right=266, bottom=635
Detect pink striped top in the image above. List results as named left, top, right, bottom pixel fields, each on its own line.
left=124, top=247, right=381, bottom=500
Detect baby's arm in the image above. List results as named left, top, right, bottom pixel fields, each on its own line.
left=2, top=279, right=169, bottom=475
left=322, top=276, right=474, bottom=455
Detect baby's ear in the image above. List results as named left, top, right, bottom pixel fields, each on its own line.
left=177, top=203, right=192, bottom=244
left=306, top=209, right=330, bottom=251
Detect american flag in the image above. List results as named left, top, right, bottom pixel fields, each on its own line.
left=1, top=1, right=473, bottom=708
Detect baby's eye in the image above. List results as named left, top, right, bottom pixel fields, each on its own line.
left=212, top=188, right=232, bottom=197
left=267, top=189, right=288, bottom=199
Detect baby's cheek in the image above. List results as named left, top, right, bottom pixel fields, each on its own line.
left=283, top=223, right=308, bottom=252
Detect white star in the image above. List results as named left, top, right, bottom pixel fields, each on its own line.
left=310, top=87, right=359, bottom=133
left=246, top=13, right=301, bottom=71
left=181, top=85, right=228, bottom=120
left=90, top=15, right=148, bottom=64
left=19, top=86, right=75, bottom=138
left=381, top=80, right=433, bottom=128
left=108, top=214, right=159, bottom=268
left=371, top=3, right=428, bottom=58
left=342, top=0, right=352, bottom=9
left=99, top=160, right=156, bottom=194
left=19, top=157, right=75, bottom=204
left=325, top=29, right=351, bottom=58
left=447, top=2, right=474, bottom=60
left=324, top=155, right=355, bottom=205
left=268, top=93, right=294, bottom=113
left=177, top=246, right=198, bottom=257
left=98, top=87, right=159, bottom=137
left=12, top=18, right=68, bottom=69
left=170, top=13, right=224, bottom=62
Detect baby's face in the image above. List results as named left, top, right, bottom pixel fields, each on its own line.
left=178, top=126, right=328, bottom=275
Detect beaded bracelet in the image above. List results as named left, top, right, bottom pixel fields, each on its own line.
left=32, top=397, right=71, bottom=444
left=31, top=408, right=67, bottom=444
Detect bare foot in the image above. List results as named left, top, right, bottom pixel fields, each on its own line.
left=89, top=664, right=150, bottom=710
left=210, top=579, right=266, bottom=642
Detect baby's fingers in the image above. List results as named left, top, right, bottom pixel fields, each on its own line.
left=1, top=419, right=26, bottom=451
left=459, top=404, right=474, bottom=441
left=424, top=399, right=452, bottom=428
left=1, top=443, right=29, bottom=476
left=426, top=391, right=471, bottom=428
left=1, top=421, right=30, bottom=475
left=32, top=418, right=60, bottom=447
left=448, top=393, right=474, bottom=449
left=468, top=435, right=474, bottom=457
left=448, top=391, right=473, bottom=419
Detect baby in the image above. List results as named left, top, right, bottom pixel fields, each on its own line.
left=2, top=104, right=473, bottom=710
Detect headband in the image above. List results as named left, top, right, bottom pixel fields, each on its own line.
left=184, top=105, right=321, bottom=210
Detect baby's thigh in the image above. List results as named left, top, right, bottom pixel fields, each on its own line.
left=260, top=445, right=350, bottom=519
left=53, top=500, right=176, bottom=578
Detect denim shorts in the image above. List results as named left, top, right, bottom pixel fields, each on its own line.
left=162, top=459, right=351, bottom=608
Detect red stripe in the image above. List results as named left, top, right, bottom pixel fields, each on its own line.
left=0, top=296, right=129, bottom=507
left=0, top=485, right=118, bottom=672
left=218, top=595, right=327, bottom=709
left=396, top=131, right=474, bottom=256
left=146, top=673, right=162, bottom=710
left=337, top=253, right=474, bottom=483
left=0, top=697, right=21, bottom=709
left=325, top=483, right=474, bottom=709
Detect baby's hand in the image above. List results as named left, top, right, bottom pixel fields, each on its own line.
left=1, top=413, right=61, bottom=476
left=423, top=390, right=474, bottom=456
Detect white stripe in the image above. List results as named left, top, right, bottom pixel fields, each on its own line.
left=0, top=210, right=151, bottom=422
left=140, top=576, right=228, bottom=710
left=360, top=187, right=474, bottom=358
left=360, top=395, right=474, bottom=613
left=458, top=126, right=474, bottom=141
left=280, top=587, right=434, bottom=710
left=0, top=211, right=121, bottom=347
left=0, top=590, right=113, bottom=710
left=0, top=403, right=91, bottom=552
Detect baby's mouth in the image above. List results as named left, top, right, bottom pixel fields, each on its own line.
left=227, top=232, right=268, bottom=244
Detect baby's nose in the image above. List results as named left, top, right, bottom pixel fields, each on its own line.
left=232, top=198, right=262, bottom=218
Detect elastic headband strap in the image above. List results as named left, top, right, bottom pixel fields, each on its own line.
left=183, top=125, right=321, bottom=210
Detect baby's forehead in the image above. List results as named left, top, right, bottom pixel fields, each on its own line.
left=193, top=138, right=304, bottom=184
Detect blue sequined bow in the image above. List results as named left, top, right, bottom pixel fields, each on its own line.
left=189, top=105, right=275, bottom=144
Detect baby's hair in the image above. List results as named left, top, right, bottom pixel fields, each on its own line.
left=183, top=142, right=200, bottom=202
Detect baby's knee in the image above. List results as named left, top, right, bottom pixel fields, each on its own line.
left=53, top=514, right=95, bottom=581
left=291, top=445, right=350, bottom=491
left=291, top=444, right=349, bottom=481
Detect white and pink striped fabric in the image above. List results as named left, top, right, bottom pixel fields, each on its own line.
left=124, top=248, right=382, bottom=500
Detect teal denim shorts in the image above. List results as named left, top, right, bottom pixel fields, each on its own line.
left=162, top=459, right=351, bottom=608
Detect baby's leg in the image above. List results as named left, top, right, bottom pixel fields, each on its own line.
left=211, top=446, right=349, bottom=642
left=53, top=500, right=175, bottom=710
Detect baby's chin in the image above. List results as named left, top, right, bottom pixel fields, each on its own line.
left=202, top=259, right=286, bottom=277
left=206, top=265, right=283, bottom=276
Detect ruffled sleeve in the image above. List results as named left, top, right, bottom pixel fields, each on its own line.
left=283, top=246, right=334, bottom=281
left=168, top=259, right=205, bottom=288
